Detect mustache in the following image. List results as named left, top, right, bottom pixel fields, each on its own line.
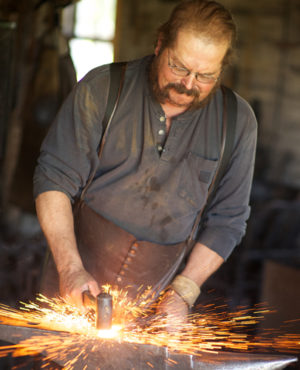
left=165, top=83, right=200, bottom=97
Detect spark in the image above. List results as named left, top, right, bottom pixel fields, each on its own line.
left=0, top=287, right=299, bottom=369
left=97, top=325, right=122, bottom=339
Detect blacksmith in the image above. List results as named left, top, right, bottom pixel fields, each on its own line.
left=34, top=0, right=257, bottom=322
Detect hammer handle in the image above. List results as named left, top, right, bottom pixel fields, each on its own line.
left=82, top=290, right=96, bottom=309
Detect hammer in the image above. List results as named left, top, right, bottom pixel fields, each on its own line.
left=82, top=290, right=113, bottom=330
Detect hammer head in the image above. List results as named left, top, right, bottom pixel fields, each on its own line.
left=82, top=291, right=113, bottom=330
left=96, top=292, right=112, bottom=330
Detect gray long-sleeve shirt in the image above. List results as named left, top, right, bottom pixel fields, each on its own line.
left=34, top=55, right=257, bottom=260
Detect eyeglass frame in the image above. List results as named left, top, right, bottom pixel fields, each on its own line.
left=167, top=49, right=220, bottom=84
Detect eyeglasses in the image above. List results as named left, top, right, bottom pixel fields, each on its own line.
left=167, top=50, right=219, bottom=84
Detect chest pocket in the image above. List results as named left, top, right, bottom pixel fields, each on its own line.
left=178, top=151, right=218, bottom=210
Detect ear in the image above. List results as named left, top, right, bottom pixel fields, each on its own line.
left=155, top=34, right=163, bottom=56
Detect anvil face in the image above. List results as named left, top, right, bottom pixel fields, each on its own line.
left=0, top=324, right=298, bottom=369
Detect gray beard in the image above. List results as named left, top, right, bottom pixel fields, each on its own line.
left=148, top=55, right=220, bottom=110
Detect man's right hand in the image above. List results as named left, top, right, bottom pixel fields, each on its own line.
left=59, top=267, right=100, bottom=308
left=36, top=191, right=100, bottom=309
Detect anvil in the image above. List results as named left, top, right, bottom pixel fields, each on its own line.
left=0, top=323, right=298, bottom=369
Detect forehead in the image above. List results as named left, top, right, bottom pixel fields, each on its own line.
left=171, top=29, right=229, bottom=70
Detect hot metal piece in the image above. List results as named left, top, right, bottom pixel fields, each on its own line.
left=0, top=324, right=298, bottom=369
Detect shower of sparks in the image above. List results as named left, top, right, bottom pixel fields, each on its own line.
left=0, top=286, right=299, bottom=369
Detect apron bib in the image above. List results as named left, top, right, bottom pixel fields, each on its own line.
left=41, top=201, right=191, bottom=303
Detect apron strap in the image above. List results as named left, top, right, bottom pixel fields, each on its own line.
left=80, top=61, right=127, bottom=201
left=187, top=85, right=237, bottom=247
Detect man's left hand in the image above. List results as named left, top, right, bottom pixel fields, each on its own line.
left=156, top=289, right=189, bottom=332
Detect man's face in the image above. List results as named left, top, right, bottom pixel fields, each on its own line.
left=151, top=30, right=229, bottom=110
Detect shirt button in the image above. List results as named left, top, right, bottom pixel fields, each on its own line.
left=117, top=276, right=122, bottom=282
left=159, top=116, right=165, bottom=122
left=179, top=189, right=187, bottom=197
left=157, top=145, right=163, bottom=151
left=158, top=129, right=165, bottom=136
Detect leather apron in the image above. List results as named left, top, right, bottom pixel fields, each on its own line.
left=40, top=201, right=192, bottom=303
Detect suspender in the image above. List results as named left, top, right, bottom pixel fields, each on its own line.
left=99, top=62, right=127, bottom=158
left=79, top=62, right=127, bottom=201
left=190, top=86, right=237, bottom=244
left=83, top=62, right=237, bottom=244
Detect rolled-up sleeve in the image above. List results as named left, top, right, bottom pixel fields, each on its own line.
left=33, top=66, right=109, bottom=202
left=196, top=95, right=257, bottom=260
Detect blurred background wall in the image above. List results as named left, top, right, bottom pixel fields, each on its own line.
left=0, top=0, right=299, bottom=335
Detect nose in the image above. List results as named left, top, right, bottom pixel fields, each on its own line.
left=181, top=73, right=195, bottom=90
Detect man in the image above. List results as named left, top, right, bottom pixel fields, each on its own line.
left=34, top=0, right=257, bottom=321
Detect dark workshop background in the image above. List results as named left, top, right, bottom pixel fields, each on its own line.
left=0, top=0, right=299, bottom=337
